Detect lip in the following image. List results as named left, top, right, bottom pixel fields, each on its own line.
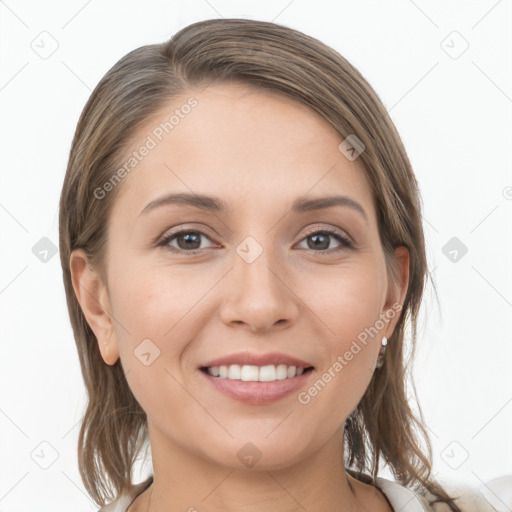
left=198, top=366, right=315, bottom=405
left=200, top=351, right=314, bottom=369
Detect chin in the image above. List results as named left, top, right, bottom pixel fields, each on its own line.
left=199, top=437, right=314, bottom=473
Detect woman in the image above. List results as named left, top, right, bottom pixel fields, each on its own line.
left=58, top=18, right=502, bottom=512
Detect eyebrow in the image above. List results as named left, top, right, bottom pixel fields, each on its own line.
left=138, top=192, right=368, bottom=222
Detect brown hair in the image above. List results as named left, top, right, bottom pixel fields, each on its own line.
left=59, top=18, right=460, bottom=510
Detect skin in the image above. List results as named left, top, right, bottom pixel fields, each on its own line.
left=71, top=82, right=409, bottom=512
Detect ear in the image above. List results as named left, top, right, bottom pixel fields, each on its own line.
left=69, top=249, right=120, bottom=365
left=383, top=245, right=409, bottom=338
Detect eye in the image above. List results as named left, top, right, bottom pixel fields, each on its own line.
left=158, top=226, right=353, bottom=256
left=297, top=227, right=353, bottom=255
left=158, top=230, right=216, bottom=254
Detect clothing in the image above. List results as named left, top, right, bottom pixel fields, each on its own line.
left=98, top=474, right=505, bottom=511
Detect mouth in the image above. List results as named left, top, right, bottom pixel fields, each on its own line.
left=198, top=364, right=315, bottom=405
left=200, top=364, right=315, bottom=382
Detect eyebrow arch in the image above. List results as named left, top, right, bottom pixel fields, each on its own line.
left=138, top=192, right=368, bottom=222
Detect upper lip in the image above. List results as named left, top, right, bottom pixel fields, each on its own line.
left=201, top=351, right=314, bottom=369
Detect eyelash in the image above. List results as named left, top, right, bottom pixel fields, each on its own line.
left=157, top=226, right=353, bottom=256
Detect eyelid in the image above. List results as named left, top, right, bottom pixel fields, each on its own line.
left=154, top=223, right=216, bottom=245
left=301, top=224, right=353, bottom=244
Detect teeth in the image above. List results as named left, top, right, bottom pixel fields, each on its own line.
left=206, top=364, right=308, bottom=381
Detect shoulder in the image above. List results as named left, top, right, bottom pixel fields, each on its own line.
left=375, top=474, right=512, bottom=512
left=97, top=476, right=153, bottom=512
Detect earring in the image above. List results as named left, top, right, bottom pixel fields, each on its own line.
left=375, top=336, right=387, bottom=369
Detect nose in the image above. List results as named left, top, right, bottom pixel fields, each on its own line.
left=219, top=244, right=300, bottom=334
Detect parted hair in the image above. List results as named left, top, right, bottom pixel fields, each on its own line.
left=59, top=18, right=461, bottom=510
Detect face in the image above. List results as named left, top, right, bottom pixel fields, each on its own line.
left=72, top=82, right=408, bottom=472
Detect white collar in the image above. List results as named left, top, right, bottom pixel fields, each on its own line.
left=375, top=476, right=428, bottom=511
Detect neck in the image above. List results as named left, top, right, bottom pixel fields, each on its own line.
left=142, top=422, right=363, bottom=512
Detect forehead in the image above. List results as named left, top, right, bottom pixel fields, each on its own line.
left=109, top=82, right=375, bottom=222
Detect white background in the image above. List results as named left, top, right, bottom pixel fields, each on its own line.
left=1, top=1, right=511, bottom=510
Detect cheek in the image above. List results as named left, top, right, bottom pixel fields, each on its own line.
left=300, top=260, right=385, bottom=394
left=304, top=258, right=386, bottom=340
left=108, top=265, right=206, bottom=417
left=110, top=262, right=208, bottom=341
left=108, top=262, right=223, bottom=388
left=290, top=285, right=385, bottom=451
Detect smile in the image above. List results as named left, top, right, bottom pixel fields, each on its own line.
left=202, top=364, right=314, bottom=382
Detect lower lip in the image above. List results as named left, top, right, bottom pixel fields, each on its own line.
left=198, top=368, right=314, bottom=405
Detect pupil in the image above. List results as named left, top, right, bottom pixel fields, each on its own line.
left=179, top=232, right=200, bottom=250
left=309, top=233, right=329, bottom=250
